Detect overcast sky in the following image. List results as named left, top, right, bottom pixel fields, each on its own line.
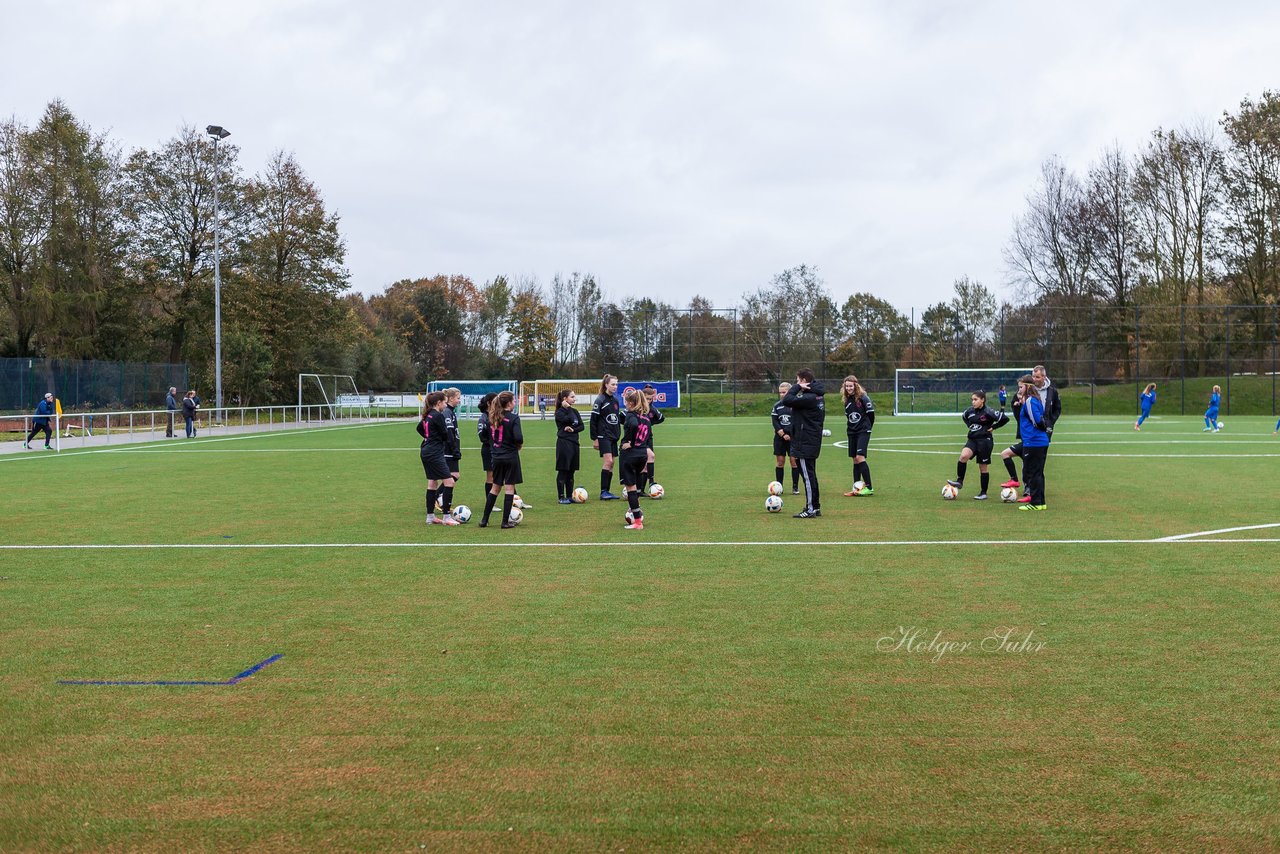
left=5, top=0, right=1278, bottom=314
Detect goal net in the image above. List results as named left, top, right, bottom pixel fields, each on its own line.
left=426, top=380, right=517, bottom=418
left=517, top=379, right=603, bottom=417
left=299, top=374, right=366, bottom=420
left=893, top=368, right=1031, bottom=415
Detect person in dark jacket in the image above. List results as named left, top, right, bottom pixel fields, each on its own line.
left=24, top=393, right=55, bottom=450
left=1031, top=365, right=1061, bottom=433
left=945, top=391, right=1010, bottom=500
left=590, top=374, right=622, bottom=500
left=782, top=369, right=826, bottom=518
left=1016, top=376, right=1050, bottom=511
left=417, top=392, right=460, bottom=526
left=771, top=382, right=800, bottom=495
left=181, top=391, right=199, bottom=438
left=481, top=391, right=524, bottom=529
left=554, top=389, right=585, bottom=503
left=165, top=387, right=178, bottom=438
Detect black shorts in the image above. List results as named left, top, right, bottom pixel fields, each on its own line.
left=597, top=438, right=618, bottom=458
left=480, top=446, right=492, bottom=472
left=491, top=457, right=523, bottom=487
left=847, top=431, right=871, bottom=458
left=420, top=450, right=450, bottom=480
left=964, top=437, right=994, bottom=465
left=446, top=455, right=460, bottom=474
left=1005, top=442, right=1024, bottom=459
left=773, top=436, right=791, bottom=457
left=556, top=440, right=580, bottom=472
left=618, top=454, right=648, bottom=487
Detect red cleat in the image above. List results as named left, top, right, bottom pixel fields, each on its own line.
left=1017, top=494, right=1033, bottom=504
left=1001, top=480, right=1021, bottom=489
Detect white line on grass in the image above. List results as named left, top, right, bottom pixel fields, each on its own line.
left=1154, top=523, right=1280, bottom=541
left=3, top=537, right=1280, bottom=550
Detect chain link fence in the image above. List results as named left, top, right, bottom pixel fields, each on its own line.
left=1, top=357, right=189, bottom=414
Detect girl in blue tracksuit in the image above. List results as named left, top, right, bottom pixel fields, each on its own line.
left=1204, top=385, right=1221, bottom=432
left=1135, top=383, right=1156, bottom=430
left=1017, top=376, right=1050, bottom=511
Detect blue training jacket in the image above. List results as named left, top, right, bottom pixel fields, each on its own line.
left=1019, top=395, right=1050, bottom=448
left=1140, top=391, right=1155, bottom=412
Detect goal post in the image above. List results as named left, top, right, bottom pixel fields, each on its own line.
left=893, top=368, right=1031, bottom=415
left=298, top=374, right=366, bottom=421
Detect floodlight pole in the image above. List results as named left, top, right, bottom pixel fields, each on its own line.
left=207, top=124, right=231, bottom=424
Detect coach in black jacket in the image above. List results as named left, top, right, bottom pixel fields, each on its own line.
left=782, top=369, right=826, bottom=518
left=1032, top=365, right=1062, bottom=433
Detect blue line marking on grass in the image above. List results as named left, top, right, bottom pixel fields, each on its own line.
left=58, top=653, right=283, bottom=686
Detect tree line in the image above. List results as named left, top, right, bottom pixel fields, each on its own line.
left=4, top=93, right=1279, bottom=399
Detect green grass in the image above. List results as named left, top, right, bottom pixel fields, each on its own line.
left=2, top=415, right=1279, bottom=851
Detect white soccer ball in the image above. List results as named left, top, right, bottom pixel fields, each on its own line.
left=571, top=487, right=588, bottom=503
left=1217, top=421, right=1224, bottom=430
left=852, top=480, right=866, bottom=493
left=451, top=504, right=472, bottom=523
left=507, top=507, right=523, bottom=525
left=822, top=428, right=832, bottom=437
left=624, top=508, right=635, bottom=524
left=513, top=494, right=530, bottom=509
left=941, top=483, right=958, bottom=501
left=767, top=481, right=783, bottom=496
left=765, top=495, right=783, bottom=513
left=1000, top=487, right=1018, bottom=503
left=648, top=483, right=664, bottom=500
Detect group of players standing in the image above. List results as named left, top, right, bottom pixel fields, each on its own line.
left=770, top=365, right=1062, bottom=515
left=417, top=376, right=665, bottom=531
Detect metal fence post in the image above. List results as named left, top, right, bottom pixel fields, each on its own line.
left=1225, top=306, right=1232, bottom=416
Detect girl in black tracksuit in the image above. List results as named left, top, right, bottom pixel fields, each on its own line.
left=618, top=389, right=652, bottom=529
left=840, top=375, right=876, bottom=497
left=476, top=392, right=496, bottom=505
left=590, top=375, right=622, bottom=500
left=946, top=391, right=1010, bottom=499
left=555, top=389, right=585, bottom=503
left=417, top=392, right=459, bottom=526
left=480, top=390, right=524, bottom=529
left=638, top=384, right=664, bottom=493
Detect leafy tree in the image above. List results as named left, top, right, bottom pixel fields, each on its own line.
left=505, top=286, right=555, bottom=380
left=831, top=292, right=911, bottom=378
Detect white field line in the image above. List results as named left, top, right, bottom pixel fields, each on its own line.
left=874, top=447, right=1280, bottom=459
left=2, top=538, right=1280, bottom=551
left=0, top=420, right=390, bottom=463
left=1154, top=523, right=1280, bottom=542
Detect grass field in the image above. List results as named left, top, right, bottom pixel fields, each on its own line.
left=2, top=414, right=1279, bottom=851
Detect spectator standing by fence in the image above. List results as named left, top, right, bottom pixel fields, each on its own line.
left=24, top=393, right=55, bottom=450
left=182, top=391, right=198, bottom=438
left=165, top=387, right=177, bottom=438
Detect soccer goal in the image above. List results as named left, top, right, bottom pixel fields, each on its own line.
left=893, top=368, right=1031, bottom=415
left=517, top=379, right=604, bottom=417
left=298, top=374, right=366, bottom=421
left=425, top=380, right=517, bottom=417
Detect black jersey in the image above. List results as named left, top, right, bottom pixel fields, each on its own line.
left=771, top=400, right=794, bottom=437
left=476, top=411, right=491, bottom=447
left=590, top=392, right=621, bottom=441
left=620, top=411, right=652, bottom=461
left=644, top=403, right=664, bottom=448
left=489, top=411, right=524, bottom=461
left=555, top=405, right=585, bottom=444
left=962, top=405, right=1009, bottom=438
left=417, top=409, right=449, bottom=456
left=844, top=393, right=875, bottom=435
left=443, top=404, right=461, bottom=459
